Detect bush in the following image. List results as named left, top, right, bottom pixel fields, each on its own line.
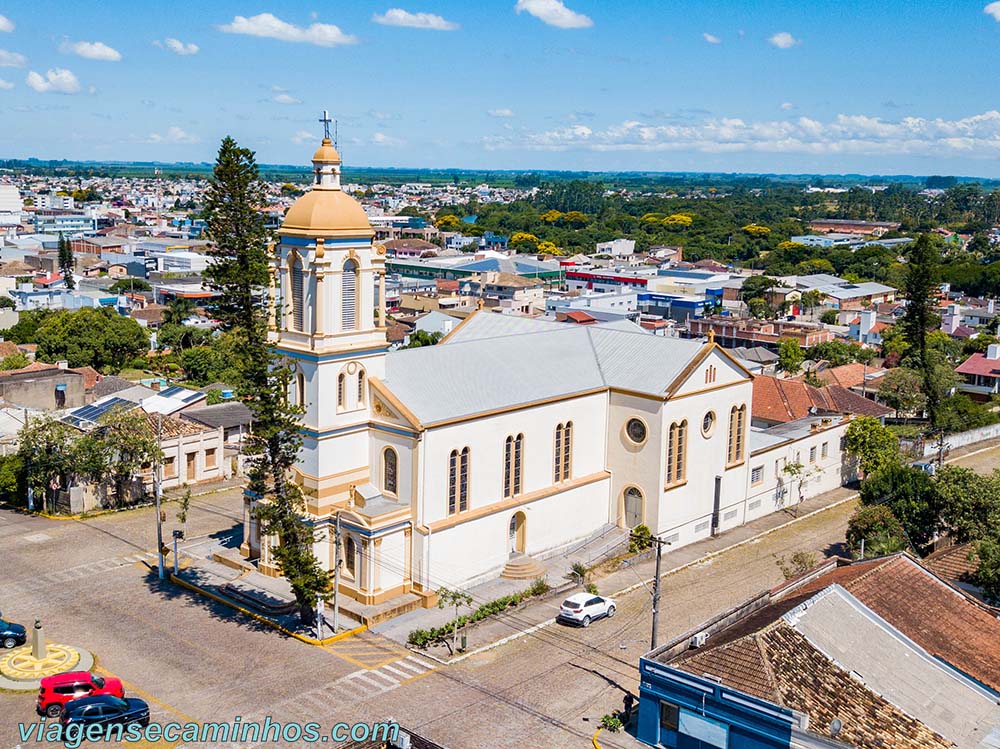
left=775, top=551, right=817, bottom=580
left=820, top=309, right=839, bottom=325
left=629, top=524, right=653, bottom=553
left=585, top=583, right=599, bottom=595
left=846, top=504, right=907, bottom=557
left=525, top=577, right=549, bottom=597
left=600, top=714, right=623, bottom=733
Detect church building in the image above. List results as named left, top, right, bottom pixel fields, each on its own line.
left=242, top=136, right=842, bottom=612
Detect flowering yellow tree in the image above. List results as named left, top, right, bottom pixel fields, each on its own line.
left=663, top=213, right=694, bottom=228
left=510, top=232, right=540, bottom=251
left=541, top=209, right=564, bottom=223
left=537, top=241, right=563, bottom=256
left=742, top=223, right=772, bottom=237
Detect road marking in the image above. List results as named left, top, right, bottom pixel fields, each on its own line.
left=402, top=655, right=434, bottom=672
left=381, top=663, right=411, bottom=679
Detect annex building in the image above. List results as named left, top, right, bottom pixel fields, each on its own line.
left=242, top=137, right=856, bottom=612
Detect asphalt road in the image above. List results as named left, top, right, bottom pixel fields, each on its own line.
left=2, top=442, right=996, bottom=748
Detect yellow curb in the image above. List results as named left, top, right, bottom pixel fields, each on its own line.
left=592, top=727, right=602, bottom=748
left=167, top=573, right=366, bottom=646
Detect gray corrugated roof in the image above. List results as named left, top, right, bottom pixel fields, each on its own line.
left=789, top=586, right=1000, bottom=748
left=182, top=402, right=253, bottom=429
left=383, top=312, right=711, bottom=425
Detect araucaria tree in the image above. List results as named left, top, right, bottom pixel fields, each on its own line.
left=57, top=233, right=75, bottom=290
left=203, top=136, right=331, bottom=622
left=901, top=234, right=943, bottom=425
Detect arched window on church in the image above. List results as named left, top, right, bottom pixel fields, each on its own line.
left=342, top=259, right=358, bottom=330
left=357, top=369, right=366, bottom=405
left=290, top=256, right=305, bottom=332
left=345, top=536, right=356, bottom=577
left=503, top=435, right=523, bottom=498
left=337, top=373, right=345, bottom=408
left=296, top=372, right=305, bottom=407
left=383, top=447, right=398, bottom=495
left=728, top=404, right=746, bottom=465
left=665, top=420, right=688, bottom=487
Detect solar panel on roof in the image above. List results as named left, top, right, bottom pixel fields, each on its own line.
left=159, top=385, right=183, bottom=398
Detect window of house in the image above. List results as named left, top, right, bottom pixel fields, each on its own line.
left=163, top=456, right=176, bottom=478
left=809, top=446, right=817, bottom=464
left=345, top=536, right=356, bottom=577
left=751, top=465, right=763, bottom=485
left=383, top=448, right=398, bottom=495
left=205, top=448, right=217, bottom=469
left=822, top=442, right=829, bottom=459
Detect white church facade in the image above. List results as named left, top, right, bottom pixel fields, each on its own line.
left=243, top=137, right=849, bottom=611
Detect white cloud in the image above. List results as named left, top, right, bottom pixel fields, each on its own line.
left=372, top=132, right=404, bottom=146
left=514, top=0, right=593, bottom=29
left=488, top=108, right=515, bottom=118
left=0, top=78, right=13, bottom=90
left=26, top=68, right=80, bottom=94
left=60, top=40, right=122, bottom=62
left=780, top=102, right=794, bottom=111
left=372, top=8, right=459, bottom=30
left=157, top=38, right=200, bottom=55
left=702, top=33, right=721, bottom=44
left=768, top=31, right=800, bottom=49
left=273, top=92, right=301, bottom=104
left=0, top=15, right=13, bottom=33
left=144, top=126, right=199, bottom=144
left=0, top=49, right=26, bottom=67
left=291, top=130, right=315, bottom=144
left=986, top=2, right=1000, bottom=21
left=218, top=13, right=357, bottom=47
left=482, top=109, right=1000, bottom=161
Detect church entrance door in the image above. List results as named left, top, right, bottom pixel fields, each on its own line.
left=508, top=512, right=526, bottom=555
left=624, top=486, right=644, bottom=528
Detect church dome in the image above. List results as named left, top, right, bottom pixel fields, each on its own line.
left=279, top=135, right=374, bottom=239
left=281, top=189, right=373, bottom=238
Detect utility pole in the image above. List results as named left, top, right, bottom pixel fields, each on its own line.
left=632, top=530, right=672, bottom=651
left=154, top=413, right=165, bottom=580
left=332, top=511, right=342, bottom=634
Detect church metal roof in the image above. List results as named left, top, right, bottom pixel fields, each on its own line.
left=382, top=313, right=713, bottom=425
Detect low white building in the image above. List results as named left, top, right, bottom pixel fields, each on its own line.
left=596, top=238, right=636, bottom=257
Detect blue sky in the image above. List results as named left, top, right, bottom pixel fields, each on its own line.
left=3, top=1, right=1000, bottom=175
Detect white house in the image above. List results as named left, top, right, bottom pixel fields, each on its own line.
left=596, top=238, right=636, bottom=257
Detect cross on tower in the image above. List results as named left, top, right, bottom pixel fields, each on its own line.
left=319, top=110, right=332, bottom=140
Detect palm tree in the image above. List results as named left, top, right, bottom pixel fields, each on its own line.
left=163, top=297, right=196, bottom=326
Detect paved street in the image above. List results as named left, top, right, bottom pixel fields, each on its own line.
left=3, top=441, right=998, bottom=748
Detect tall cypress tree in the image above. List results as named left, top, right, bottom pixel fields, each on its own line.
left=57, top=233, right=75, bottom=290
left=901, top=233, right=942, bottom=426
left=203, top=136, right=330, bottom=622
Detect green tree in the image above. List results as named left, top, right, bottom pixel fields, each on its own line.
left=845, top=416, right=899, bottom=476
left=17, top=415, right=81, bottom=510
left=403, top=330, right=442, bottom=349
left=936, top=393, right=999, bottom=434
left=203, top=136, right=328, bottom=623
left=35, top=307, right=149, bottom=372
left=108, top=278, right=152, bottom=294
left=1, top=309, right=54, bottom=344
left=437, top=587, right=473, bottom=654
left=859, top=463, right=939, bottom=549
left=776, top=338, right=804, bottom=375
left=820, top=309, right=839, bottom=325
left=0, top=352, right=30, bottom=370
left=934, top=466, right=1000, bottom=543
left=163, top=297, right=197, bottom=326
left=901, top=234, right=943, bottom=425
left=57, top=233, right=75, bottom=290
left=86, top=407, right=162, bottom=506
left=846, top=504, right=908, bottom=557
left=876, top=367, right=926, bottom=420
left=975, top=536, right=1000, bottom=605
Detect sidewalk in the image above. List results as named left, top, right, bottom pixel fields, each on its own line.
left=374, top=483, right=859, bottom=654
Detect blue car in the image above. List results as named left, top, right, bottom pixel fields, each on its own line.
left=0, top=618, right=27, bottom=649
left=59, top=695, right=150, bottom=734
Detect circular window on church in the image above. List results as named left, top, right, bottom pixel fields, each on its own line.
left=702, top=411, right=716, bottom=437
left=625, top=418, right=648, bottom=445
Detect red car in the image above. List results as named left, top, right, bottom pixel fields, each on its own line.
left=37, top=671, right=124, bottom=718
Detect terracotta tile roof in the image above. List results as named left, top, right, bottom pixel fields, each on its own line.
left=676, top=635, right=776, bottom=701
left=560, top=310, right=598, bottom=324
left=0, top=361, right=62, bottom=376
left=386, top=321, right=409, bottom=344
left=0, top=341, right=20, bottom=358
left=143, top=412, right=209, bottom=439
left=751, top=375, right=892, bottom=423
left=69, top=366, right=100, bottom=391
left=955, top=352, right=1000, bottom=378
left=844, top=555, right=1000, bottom=693
left=761, top=624, right=951, bottom=749
left=812, top=362, right=884, bottom=389
left=922, top=544, right=979, bottom=585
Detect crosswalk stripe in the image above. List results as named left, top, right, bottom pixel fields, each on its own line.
left=380, top=664, right=411, bottom=679
left=402, top=655, right=434, bottom=672
left=345, top=672, right=387, bottom=690
left=365, top=669, right=399, bottom=687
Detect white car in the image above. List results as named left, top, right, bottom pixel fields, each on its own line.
left=558, top=593, right=616, bottom=627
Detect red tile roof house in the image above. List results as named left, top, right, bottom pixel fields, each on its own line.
left=955, top=343, right=1000, bottom=402
left=751, top=375, right=892, bottom=427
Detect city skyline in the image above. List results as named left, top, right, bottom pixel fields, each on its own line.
left=3, top=0, right=1000, bottom=175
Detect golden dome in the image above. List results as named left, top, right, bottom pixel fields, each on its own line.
left=280, top=189, right=374, bottom=238
left=312, top=137, right=341, bottom=164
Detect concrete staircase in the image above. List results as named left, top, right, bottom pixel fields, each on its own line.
left=500, top=552, right=546, bottom=580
